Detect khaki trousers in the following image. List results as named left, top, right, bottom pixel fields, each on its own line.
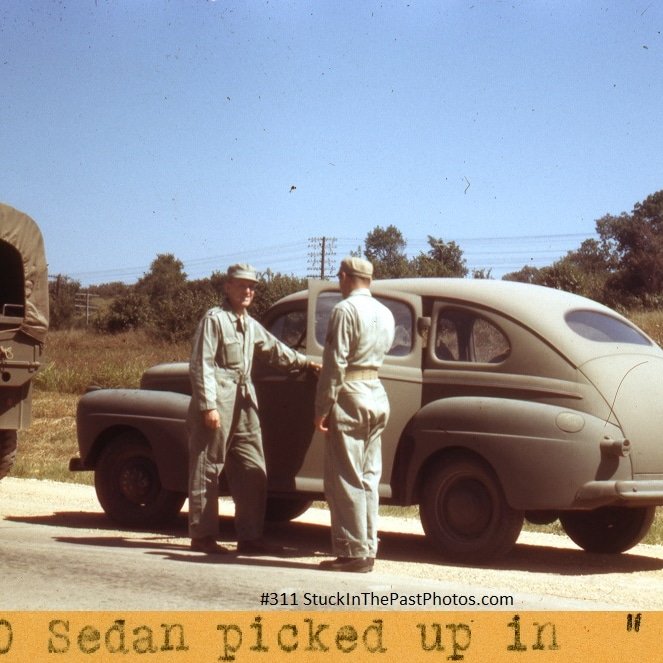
left=324, top=380, right=390, bottom=558
left=187, top=394, right=266, bottom=542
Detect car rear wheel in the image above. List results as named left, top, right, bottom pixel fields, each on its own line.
left=94, top=432, right=185, bottom=528
left=0, top=430, right=17, bottom=481
left=559, top=505, right=656, bottom=554
left=419, top=455, right=524, bottom=562
left=264, top=497, right=313, bottom=522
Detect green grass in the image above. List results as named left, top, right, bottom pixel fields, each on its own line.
left=34, top=329, right=190, bottom=393
left=11, top=316, right=663, bottom=545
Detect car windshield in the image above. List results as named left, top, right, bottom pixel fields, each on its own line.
left=315, top=291, right=414, bottom=356
left=565, top=310, right=651, bottom=346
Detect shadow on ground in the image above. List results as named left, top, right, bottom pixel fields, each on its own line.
left=7, top=508, right=663, bottom=575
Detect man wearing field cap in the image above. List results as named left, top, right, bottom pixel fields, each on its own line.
left=314, top=256, right=395, bottom=572
left=187, top=263, right=319, bottom=555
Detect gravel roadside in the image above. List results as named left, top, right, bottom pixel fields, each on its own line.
left=3, top=476, right=663, bottom=609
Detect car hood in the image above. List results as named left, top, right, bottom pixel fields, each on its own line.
left=580, top=354, right=663, bottom=475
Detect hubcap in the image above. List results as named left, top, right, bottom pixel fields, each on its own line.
left=441, top=477, right=493, bottom=538
left=119, top=460, right=156, bottom=505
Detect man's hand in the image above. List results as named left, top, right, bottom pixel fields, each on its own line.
left=314, top=414, right=329, bottom=433
left=308, top=361, right=322, bottom=375
left=203, top=409, right=221, bottom=430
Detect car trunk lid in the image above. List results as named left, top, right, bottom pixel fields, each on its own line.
left=580, top=354, right=663, bottom=475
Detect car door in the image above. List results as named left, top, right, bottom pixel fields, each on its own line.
left=302, top=279, right=424, bottom=499
left=254, top=298, right=317, bottom=492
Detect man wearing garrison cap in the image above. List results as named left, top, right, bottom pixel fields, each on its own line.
left=314, top=256, right=395, bottom=572
left=187, top=263, right=319, bottom=555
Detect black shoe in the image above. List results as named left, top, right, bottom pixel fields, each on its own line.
left=236, top=538, right=283, bottom=556
left=319, top=557, right=374, bottom=573
left=191, top=536, right=230, bottom=555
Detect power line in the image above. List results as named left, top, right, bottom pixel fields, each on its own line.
left=307, top=236, right=337, bottom=279
left=62, top=231, right=598, bottom=284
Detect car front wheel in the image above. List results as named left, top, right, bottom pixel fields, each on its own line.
left=94, top=432, right=185, bottom=528
left=559, top=505, right=656, bottom=554
left=419, top=455, right=524, bottom=562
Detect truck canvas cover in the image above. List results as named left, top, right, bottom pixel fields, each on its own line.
left=0, top=203, right=49, bottom=343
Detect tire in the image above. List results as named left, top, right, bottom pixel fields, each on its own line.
left=0, top=430, right=18, bottom=481
left=264, top=497, right=313, bottom=522
left=560, top=505, right=656, bottom=554
left=419, top=455, right=524, bottom=562
left=94, top=432, right=185, bottom=528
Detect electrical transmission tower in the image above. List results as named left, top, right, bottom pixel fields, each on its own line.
left=307, top=236, right=337, bottom=279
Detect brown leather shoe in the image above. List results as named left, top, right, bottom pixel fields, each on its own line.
left=319, top=557, right=374, bottom=573
left=236, top=538, right=283, bottom=556
left=191, top=536, right=230, bottom=555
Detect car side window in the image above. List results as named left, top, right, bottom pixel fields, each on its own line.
left=381, top=298, right=413, bottom=356
left=435, top=309, right=510, bottom=363
left=268, top=310, right=307, bottom=350
left=315, top=291, right=413, bottom=356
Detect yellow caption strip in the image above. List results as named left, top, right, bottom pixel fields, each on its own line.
left=0, top=611, right=653, bottom=661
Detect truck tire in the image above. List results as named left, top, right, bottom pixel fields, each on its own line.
left=0, top=430, right=18, bottom=481
left=94, top=431, right=185, bottom=528
left=419, top=454, right=524, bottom=562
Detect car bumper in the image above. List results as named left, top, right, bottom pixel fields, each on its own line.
left=575, top=479, right=663, bottom=507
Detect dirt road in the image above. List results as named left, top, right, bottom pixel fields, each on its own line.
left=2, top=477, right=663, bottom=610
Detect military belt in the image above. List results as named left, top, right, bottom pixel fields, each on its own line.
left=344, top=368, right=379, bottom=381
left=232, top=372, right=251, bottom=385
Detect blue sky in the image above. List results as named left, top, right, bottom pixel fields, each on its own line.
left=2, top=1, right=661, bottom=285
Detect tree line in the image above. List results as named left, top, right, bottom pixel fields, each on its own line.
left=49, top=188, right=663, bottom=342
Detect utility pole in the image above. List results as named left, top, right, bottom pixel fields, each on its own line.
left=75, top=291, right=100, bottom=326
left=307, top=236, right=337, bottom=279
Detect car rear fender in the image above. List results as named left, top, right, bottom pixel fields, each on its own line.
left=75, top=388, right=190, bottom=493
left=403, top=396, right=632, bottom=510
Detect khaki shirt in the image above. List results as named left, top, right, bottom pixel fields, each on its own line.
left=315, top=288, right=395, bottom=418
left=190, top=302, right=308, bottom=415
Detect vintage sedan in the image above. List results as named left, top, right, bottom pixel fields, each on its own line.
left=71, top=278, right=663, bottom=561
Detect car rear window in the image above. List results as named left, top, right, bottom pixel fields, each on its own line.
left=565, top=310, right=652, bottom=345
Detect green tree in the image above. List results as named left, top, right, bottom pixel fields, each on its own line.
left=598, top=190, right=663, bottom=305
left=48, top=274, right=80, bottom=329
left=471, top=267, right=493, bottom=279
left=95, top=291, right=151, bottom=333
left=135, top=254, right=188, bottom=306
left=364, top=225, right=410, bottom=278
left=537, top=262, right=584, bottom=294
left=252, top=273, right=306, bottom=320
left=503, top=265, right=543, bottom=284
left=411, top=236, right=468, bottom=277
left=88, top=281, right=131, bottom=299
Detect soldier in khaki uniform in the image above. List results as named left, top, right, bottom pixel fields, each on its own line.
left=314, top=257, right=395, bottom=573
left=187, top=263, right=318, bottom=555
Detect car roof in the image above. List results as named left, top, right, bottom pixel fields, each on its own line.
left=279, top=277, right=615, bottom=318
left=274, top=278, right=659, bottom=364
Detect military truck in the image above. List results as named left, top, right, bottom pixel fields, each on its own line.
left=0, top=203, right=49, bottom=480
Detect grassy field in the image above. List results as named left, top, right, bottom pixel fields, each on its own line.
left=11, top=313, right=663, bottom=544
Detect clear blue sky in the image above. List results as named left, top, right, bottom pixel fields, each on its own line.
left=2, top=1, right=661, bottom=285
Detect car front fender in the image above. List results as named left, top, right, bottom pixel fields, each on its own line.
left=405, top=396, right=632, bottom=511
left=75, top=388, right=190, bottom=493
